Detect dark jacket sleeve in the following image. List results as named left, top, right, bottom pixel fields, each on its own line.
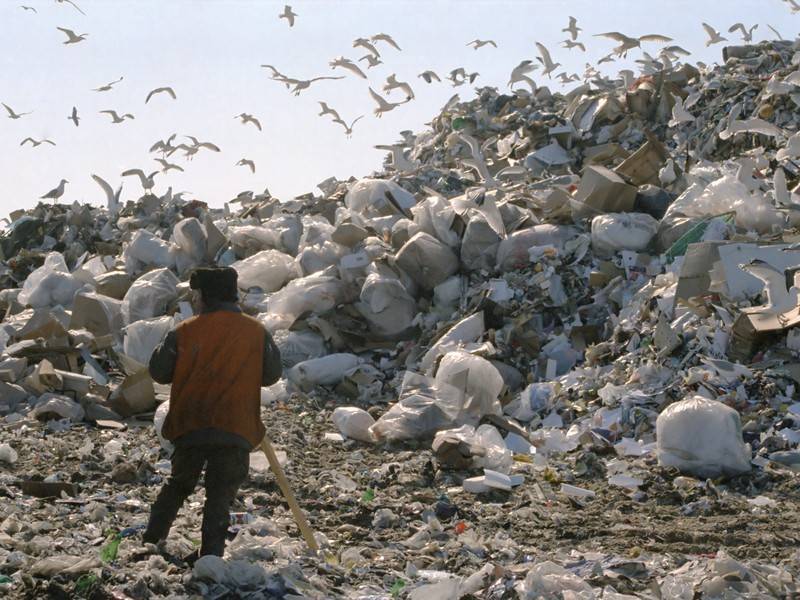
left=262, top=330, right=282, bottom=386
left=149, top=329, right=178, bottom=384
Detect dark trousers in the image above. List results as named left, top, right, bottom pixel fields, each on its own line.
left=143, top=444, right=249, bottom=556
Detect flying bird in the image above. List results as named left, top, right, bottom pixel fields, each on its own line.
left=20, top=5, right=37, bottom=13
left=149, top=133, right=177, bottom=155
left=21, top=137, right=56, bottom=148
left=508, top=60, right=537, bottom=91
left=371, top=33, right=401, bottom=51
left=185, top=135, right=221, bottom=153
left=383, top=74, right=415, bottom=100
left=418, top=70, right=441, bottom=83
left=145, top=87, right=176, bottom=103
left=448, top=68, right=479, bottom=87
left=593, top=31, right=673, bottom=57
left=702, top=23, right=727, bottom=46
left=330, top=56, right=368, bottom=79
left=728, top=22, right=758, bottom=42
left=353, top=37, right=381, bottom=57
left=318, top=102, right=342, bottom=121
left=56, top=0, right=85, bottom=15
left=279, top=5, right=297, bottom=26
left=535, top=42, right=561, bottom=78
left=287, top=76, right=344, bottom=96
left=556, top=72, right=580, bottom=84
left=236, top=159, right=256, bottom=174
left=100, top=110, right=134, bottom=123
left=154, top=158, right=184, bottom=173
left=332, top=115, right=364, bottom=138
left=661, top=45, right=692, bottom=59
left=767, top=24, right=785, bottom=41
left=93, top=76, right=123, bottom=92
left=56, top=27, right=88, bottom=44
left=466, top=39, right=497, bottom=50
left=68, top=106, right=79, bottom=127
left=369, top=87, right=407, bottom=118
left=359, top=54, right=383, bottom=68
left=41, top=179, right=68, bottom=203
left=235, top=113, right=262, bottom=131
left=561, top=40, right=586, bottom=51
left=121, top=169, right=158, bottom=193
left=91, top=174, right=123, bottom=213
left=784, top=0, right=800, bottom=13
left=2, top=103, right=32, bottom=120
left=668, top=95, right=695, bottom=127
left=562, top=16, right=581, bottom=41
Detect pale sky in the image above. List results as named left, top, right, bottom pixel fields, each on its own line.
left=0, top=0, right=795, bottom=220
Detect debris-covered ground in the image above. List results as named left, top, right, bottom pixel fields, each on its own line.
left=5, top=39, right=800, bottom=598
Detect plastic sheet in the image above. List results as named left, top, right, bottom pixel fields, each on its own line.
left=332, top=407, right=376, bottom=443
left=17, top=252, right=83, bottom=309
left=121, top=267, right=179, bottom=325
left=123, top=230, right=175, bottom=274
left=233, top=249, right=297, bottom=293
left=345, top=178, right=417, bottom=221
left=395, top=232, right=459, bottom=290
left=435, top=351, right=504, bottom=418
left=591, top=213, right=659, bottom=257
left=123, top=315, right=173, bottom=366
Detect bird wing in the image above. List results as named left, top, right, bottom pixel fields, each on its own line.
left=43, top=139, right=56, bottom=146
left=701, top=23, right=717, bottom=38
left=639, top=34, right=673, bottom=42
left=535, top=42, right=554, bottom=66
left=20, top=138, right=34, bottom=146
left=121, top=169, right=146, bottom=184
left=594, top=32, right=628, bottom=42
left=99, top=110, right=118, bottom=119
left=350, top=115, right=365, bottom=129
left=1, top=103, right=14, bottom=117
left=198, top=142, right=221, bottom=152
left=342, top=62, right=367, bottom=79
left=728, top=23, right=745, bottom=34
left=369, top=87, right=390, bottom=108
left=63, top=0, right=86, bottom=15
left=91, top=174, right=116, bottom=204
left=466, top=40, right=479, bottom=47
left=154, top=158, right=167, bottom=167
left=251, top=117, right=262, bottom=131
left=309, top=76, right=345, bottom=83
left=489, top=40, right=497, bottom=47
left=149, top=140, right=165, bottom=152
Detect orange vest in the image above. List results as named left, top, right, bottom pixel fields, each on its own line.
left=162, top=311, right=266, bottom=448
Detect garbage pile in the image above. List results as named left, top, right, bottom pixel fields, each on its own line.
left=3, top=39, right=800, bottom=597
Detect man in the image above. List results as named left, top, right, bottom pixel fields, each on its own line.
left=143, top=266, right=281, bottom=559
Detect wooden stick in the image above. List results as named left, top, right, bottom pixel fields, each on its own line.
left=258, top=436, right=319, bottom=552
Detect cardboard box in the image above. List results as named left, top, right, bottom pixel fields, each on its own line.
left=570, top=165, right=637, bottom=220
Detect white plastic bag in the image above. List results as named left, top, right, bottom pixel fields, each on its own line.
left=172, top=217, right=207, bottom=263
left=345, top=178, right=417, bottom=220
left=123, top=316, right=173, bottom=366
left=121, top=268, right=179, bottom=325
left=232, top=249, right=296, bottom=293
left=265, top=274, right=346, bottom=331
left=435, top=351, right=504, bottom=418
left=287, top=353, right=362, bottom=388
left=395, top=232, right=459, bottom=290
left=154, top=400, right=174, bottom=453
left=355, top=271, right=417, bottom=338
left=271, top=329, right=327, bottom=367
left=332, top=407, right=376, bottom=443
left=496, top=225, right=575, bottom=272
left=411, top=196, right=459, bottom=247
left=123, top=230, right=175, bottom=274
left=517, top=561, right=595, bottom=599
left=591, top=213, right=659, bottom=257
left=656, top=396, right=751, bottom=478
left=461, top=212, right=501, bottom=272
left=420, top=312, right=485, bottom=372
left=18, top=252, right=83, bottom=308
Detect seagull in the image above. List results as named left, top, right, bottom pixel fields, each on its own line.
left=235, top=113, right=262, bottom=131
left=41, top=179, right=68, bottom=203
left=741, top=260, right=797, bottom=312
left=719, top=102, right=784, bottom=140
left=20, top=5, right=37, bottom=13
left=597, top=53, right=616, bottom=65
left=2, top=103, right=32, bottom=119
left=728, top=23, right=758, bottom=42
left=556, top=72, right=580, bottom=84
left=702, top=23, right=727, bottom=46
left=287, top=76, right=344, bottom=96
left=154, top=158, right=184, bottom=173
left=261, top=64, right=291, bottom=83
left=562, top=16, right=581, bottom=41
left=535, top=42, right=561, bottom=78
left=93, top=76, right=123, bottom=92
left=383, top=74, right=415, bottom=100
left=359, top=54, right=383, bottom=68
left=561, top=40, right=586, bottom=51
left=56, top=0, right=85, bottom=14
left=368, top=87, right=407, bottom=118
left=100, top=110, right=134, bottom=123
left=784, top=0, right=800, bottom=13
left=353, top=37, right=381, bottom=58
left=466, top=39, right=497, bottom=50
left=121, top=169, right=158, bottom=192
left=91, top=174, right=123, bottom=213
left=374, top=144, right=419, bottom=171
left=661, top=45, right=692, bottom=60
left=448, top=68, right=479, bottom=87
left=21, top=137, right=56, bottom=148
left=185, top=136, right=221, bottom=153
left=149, top=133, right=177, bottom=155
left=56, top=27, right=88, bottom=44
left=668, top=95, right=695, bottom=127
left=371, top=33, right=401, bottom=51
left=145, top=87, right=176, bottom=103
left=332, top=115, right=364, bottom=138
left=279, top=5, right=297, bottom=27
left=318, top=101, right=342, bottom=121
left=236, top=159, right=256, bottom=174
left=509, top=60, right=537, bottom=91
left=418, top=70, right=441, bottom=83
left=68, top=106, right=79, bottom=126
left=330, top=56, right=368, bottom=79
left=593, top=32, right=673, bottom=57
